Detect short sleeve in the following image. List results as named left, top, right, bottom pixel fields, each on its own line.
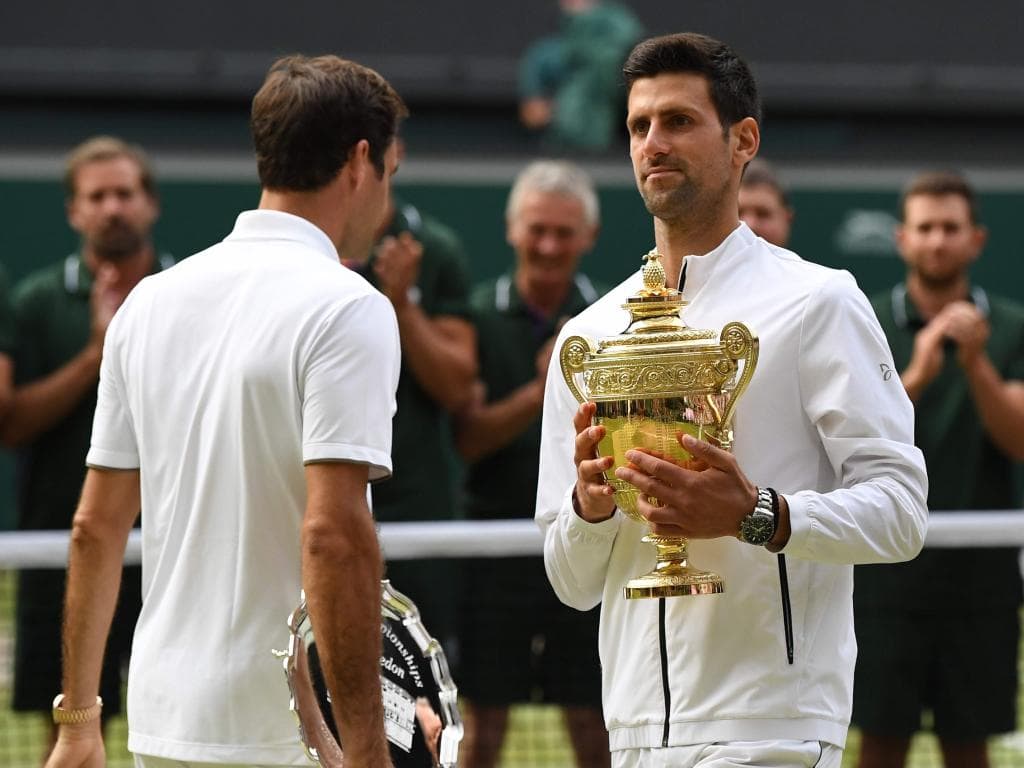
left=301, top=291, right=400, bottom=480
left=86, top=309, right=140, bottom=469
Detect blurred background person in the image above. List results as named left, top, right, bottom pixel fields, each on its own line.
left=345, top=139, right=478, bottom=659
left=454, top=160, right=607, bottom=768
left=519, top=0, right=643, bottom=152
left=853, top=170, right=1024, bottom=768
left=738, top=157, right=794, bottom=248
left=0, top=263, right=14, bottom=423
left=1, top=136, right=171, bottom=760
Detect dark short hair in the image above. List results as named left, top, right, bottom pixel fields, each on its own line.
left=64, top=136, right=156, bottom=200
left=251, top=54, right=407, bottom=192
left=901, top=171, right=979, bottom=224
left=741, top=158, right=790, bottom=209
left=623, top=33, right=762, bottom=133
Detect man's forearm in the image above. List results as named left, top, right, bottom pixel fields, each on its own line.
left=454, top=378, right=544, bottom=462
left=0, top=354, right=13, bottom=423
left=1, top=344, right=102, bottom=446
left=393, top=306, right=477, bottom=411
left=302, top=511, right=389, bottom=764
left=60, top=470, right=137, bottom=708
left=964, top=353, right=1024, bottom=460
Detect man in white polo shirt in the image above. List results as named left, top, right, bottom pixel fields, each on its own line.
left=45, top=55, right=406, bottom=768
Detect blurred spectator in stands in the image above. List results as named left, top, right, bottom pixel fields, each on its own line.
left=0, top=264, right=14, bottom=531
left=854, top=170, right=1024, bottom=768
left=519, top=0, right=643, bottom=153
left=738, top=158, right=793, bottom=247
left=2, top=136, right=171, bottom=758
left=344, top=140, right=477, bottom=660
left=454, top=160, right=607, bottom=768
left=0, top=264, right=14, bottom=422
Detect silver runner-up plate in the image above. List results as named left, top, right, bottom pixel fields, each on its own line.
left=278, top=580, right=462, bottom=767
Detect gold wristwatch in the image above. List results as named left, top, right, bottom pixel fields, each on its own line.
left=52, top=694, right=103, bottom=725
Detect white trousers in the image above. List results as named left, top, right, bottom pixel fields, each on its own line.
left=611, top=740, right=843, bottom=768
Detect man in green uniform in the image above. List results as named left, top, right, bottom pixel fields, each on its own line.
left=454, top=160, right=607, bottom=768
left=0, top=264, right=15, bottom=530
left=345, top=163, right=477, bottom=655
left=519, top=0, right=644, bottom=152
left=0, top=266, right=15, bottom=536
left=0, top=263, right=14, bottom=422
left=2, top=136, right=173, bottom=759
left=853, top=171, right=1024, bottom=768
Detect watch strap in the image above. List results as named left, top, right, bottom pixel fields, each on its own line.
left=755, top=487, right=773, bottom=516
left=52, top=694, right=103, bottom=725
left=739, top=487, right=777, bottom=545
left=763, top=487, right=781, bottom=543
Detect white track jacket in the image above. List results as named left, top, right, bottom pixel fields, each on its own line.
left=536, top=223, right=928, bottom=752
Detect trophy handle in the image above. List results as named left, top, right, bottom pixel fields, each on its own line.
left=559, top=334, right=595, bottom=405
left=719, top=322, right=759, bottom=427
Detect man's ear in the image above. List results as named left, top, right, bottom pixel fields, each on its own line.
left=347, top=139, right=372, bottom=189
left=894, top=224, right=909, bottom=262
left=969, top=224, right=988, bottom=264
left=732, top=117, right=760, bottom=168
left=144, top=193, right=161, bottom=228
left=66, top=196, right=83, bottom=234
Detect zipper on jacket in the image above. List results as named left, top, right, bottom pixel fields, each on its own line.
left=659, top=598, right=671, bottom=747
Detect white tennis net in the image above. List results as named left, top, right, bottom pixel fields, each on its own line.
left=1, top=511, right=1021, bottom=568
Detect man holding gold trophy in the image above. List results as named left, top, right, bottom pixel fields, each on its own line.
left=536, top=32, right=929, bottom=767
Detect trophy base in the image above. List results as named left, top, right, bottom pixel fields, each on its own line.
left=624, top=567, right=725, bottom=599
left=623, top=534, right=725, bottom=599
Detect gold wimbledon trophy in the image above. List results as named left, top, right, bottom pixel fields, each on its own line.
left=559, top=250, right=758, bottom=599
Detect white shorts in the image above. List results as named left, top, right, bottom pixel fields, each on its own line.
left=611, top=740, right=843, bottom=768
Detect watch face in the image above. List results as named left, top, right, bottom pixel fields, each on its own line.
left=740, top=514, right=774, bottom=545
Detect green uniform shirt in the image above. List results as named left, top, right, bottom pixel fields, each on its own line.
left=855, top=283, right=1024, bottom=607
left=0, top=263, right=14, bottom=354
left=358, top=201, right=472, bottom=523
left=463, top=272, right=602, bottom=520
left=12, top=252, right=174, bottom=531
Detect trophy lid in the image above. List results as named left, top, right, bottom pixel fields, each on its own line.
left=600, top=250, right=715, bottom=352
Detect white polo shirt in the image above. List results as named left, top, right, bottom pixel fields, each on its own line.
left=88, top=210, right=400, bottom=764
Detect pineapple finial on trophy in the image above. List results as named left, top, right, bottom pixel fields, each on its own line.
left=639, top=249, right=674, bottom=297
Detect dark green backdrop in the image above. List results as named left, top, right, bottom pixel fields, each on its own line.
left=5, top=178, right=1024, bottom=304
left=2, top=177, right=1023, bottom=528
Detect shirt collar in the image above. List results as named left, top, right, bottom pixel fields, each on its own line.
left=63, top=250, right=174, bottom=295
left=891, top=282, right=990, bottom=329
left=678, top=222, right=752, bottom=300
left=495, top=272, right=598, bottom=317
left=225, top=210, right=340, bottom=265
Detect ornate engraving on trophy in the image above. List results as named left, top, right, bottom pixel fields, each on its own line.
left=560, top=250, right=758, bottom=599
